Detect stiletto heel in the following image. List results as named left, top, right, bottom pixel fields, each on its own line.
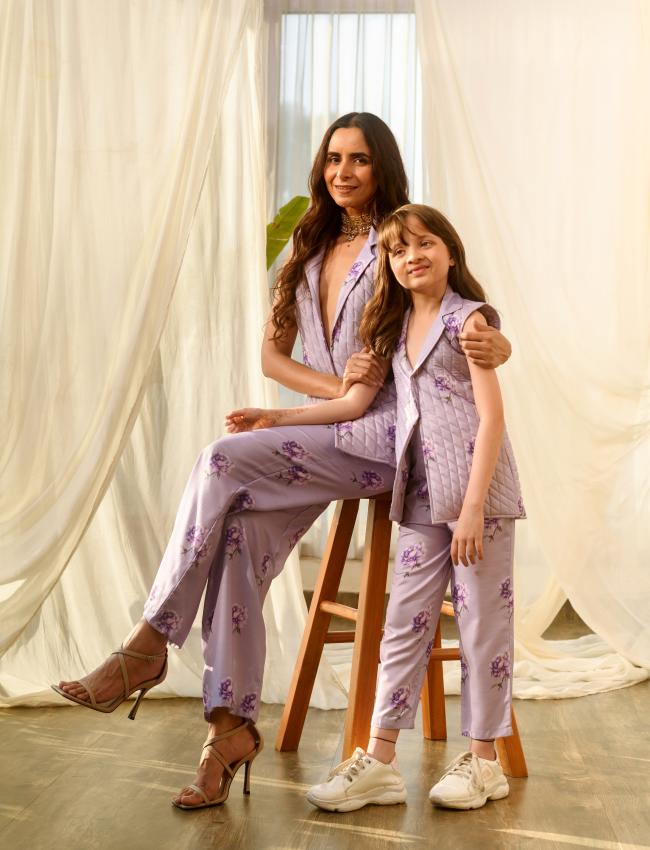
left=128, top=687, right=148, bottom=720
left=172, top=720, right=264, bottom=810
left=52, top=646, right=168, bottom=718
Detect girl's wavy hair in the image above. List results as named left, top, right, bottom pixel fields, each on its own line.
left=271, top=112, right=409, bottom=339
left=359, top=204, right=487, bottom=358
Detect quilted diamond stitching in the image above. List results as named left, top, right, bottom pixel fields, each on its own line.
left=391, top=299, right=524, bottom=523
left=294, top=262, right=397, bottom=468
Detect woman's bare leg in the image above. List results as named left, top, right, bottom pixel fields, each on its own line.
left=56, top=619, right=167, bottom=703
left=172, top=709, right=257, bottom=807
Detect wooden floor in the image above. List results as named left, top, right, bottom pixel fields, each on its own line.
left=1, top=673, right=649, bottom=850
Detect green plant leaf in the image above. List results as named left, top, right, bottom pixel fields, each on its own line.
left=266, top=195, right=309, bottom=269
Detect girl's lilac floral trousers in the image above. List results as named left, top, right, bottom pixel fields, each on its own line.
left=371, top=443, right=515, bottom=740
left=143, top=425, right=395, bottom=721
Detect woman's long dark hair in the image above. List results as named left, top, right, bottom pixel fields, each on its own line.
left=271, top=112, right=409, bottom=340
left=360, top=204, right=487, bottom=358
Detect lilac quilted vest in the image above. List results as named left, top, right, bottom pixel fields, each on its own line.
left=390, top=286, right=525, bottom=523
left=294, top=227, right=397, bottom=467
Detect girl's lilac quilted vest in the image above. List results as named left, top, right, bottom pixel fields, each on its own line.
left=391, top=286, right=525, bottom=523
left=294, top=228, right=397, bottom=467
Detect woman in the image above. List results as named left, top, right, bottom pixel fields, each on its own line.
left=53, top=113, right=511, bottom=810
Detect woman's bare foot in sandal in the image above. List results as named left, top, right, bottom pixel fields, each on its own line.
left=56, top=619, right=167, bottom=704
left=173, top=712, right=257, bottom=807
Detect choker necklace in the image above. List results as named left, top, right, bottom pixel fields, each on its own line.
left=340, top=211, right=373, bottom=241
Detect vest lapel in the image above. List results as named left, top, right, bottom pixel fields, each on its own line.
left=330, top=228, right=377, bottom=339
left=394, top=307, right=412, bottom=374
left=303, top=249, right=335, bottom=369
left=411, top=287, right=462, bottom=374
left=304, top=249, right=325, bottom=307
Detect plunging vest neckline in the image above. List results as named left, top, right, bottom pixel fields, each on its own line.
left=303, top=227, right=378, bottom=353
left=403, top=307, right=440, bottom=371
left=398, top=287, right=461, bottom=375
left=316, top=241, right=370, bottom=348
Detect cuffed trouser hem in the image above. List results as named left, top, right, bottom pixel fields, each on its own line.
left=461, top=723, right=513, bottom=739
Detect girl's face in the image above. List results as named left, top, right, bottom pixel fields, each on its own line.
left=388, top=215, right=454, bottom=298
left=324, top=128, right=377, bottom=215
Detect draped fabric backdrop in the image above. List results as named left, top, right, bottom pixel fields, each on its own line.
left=1, top=0, right=648, bottom=710
left=0, top=0, right=345, bottom=709
left=415, top=0, right=650, bottom=694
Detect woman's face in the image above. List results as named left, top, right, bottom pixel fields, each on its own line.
left=388, top=215, right=454, bottom=298
left=324, top=127, right=377, bottom=216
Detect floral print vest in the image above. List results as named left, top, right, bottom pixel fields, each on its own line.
left=390, top=286, right=525, bottom=523
left=294, top=227, right=397, bottom=467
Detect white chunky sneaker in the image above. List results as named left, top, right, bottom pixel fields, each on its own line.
left=428, top=751, right=509, bottom=810
left=306, top=747, right=407, bottom=813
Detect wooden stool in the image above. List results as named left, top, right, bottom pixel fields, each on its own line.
left=275, top=494, right=528, bottom=778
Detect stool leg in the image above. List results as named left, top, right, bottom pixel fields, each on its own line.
left=421, top=620, right=448, bottom=740
left=342, top=497, right=392, bottom=760
left=495, top=708, right=528, bottom=778
left=275, top=500, right=359, bottom=752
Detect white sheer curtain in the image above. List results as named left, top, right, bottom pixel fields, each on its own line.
left=266, top=0, right=421, bottom=560
left=265, top=0, right=420, bottom=209
left=269, top=1, right=421, bottom=211
left=3, top=0, right=647, bottom=715
left=0, top=0, right=345, bottom=710
left=0, top=0, right=249, bottom=652
left=414, top=0, right=649, bottom=696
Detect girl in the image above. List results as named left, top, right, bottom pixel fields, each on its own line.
left=227, top=204, right=524, bottom=812
left=53, top=111, right=510, bottom=809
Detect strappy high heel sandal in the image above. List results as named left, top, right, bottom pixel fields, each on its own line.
left=51, top=646, right=168, bottom=720
left=172, top=720, right=264, bottom=810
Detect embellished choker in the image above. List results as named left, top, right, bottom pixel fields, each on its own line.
left=340, top=212, right=373, bottom=241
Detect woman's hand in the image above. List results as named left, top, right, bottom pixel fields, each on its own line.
left=225, top=408, right=278, bottom=433
left=340, top=347, right=387, bottom=396
left=451, top=506, right=485, bottom=567
left=459, top=326, right=511, bottom=368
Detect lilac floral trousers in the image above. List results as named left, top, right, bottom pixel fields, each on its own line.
left=371, top=439, right=515, bottom=740
left=143, top=425, right=395, bottom=722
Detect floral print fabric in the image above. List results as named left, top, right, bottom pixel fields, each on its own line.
left=143, top=422, right=395, bottom=722
left=389, top=288, right=525, bottom=525
left=372, top=442, right=515, bottom=738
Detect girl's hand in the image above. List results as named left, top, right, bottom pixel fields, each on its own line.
left=340, top=347, right=387, bottom=395
left=451, top=506, right=485, bottom=567
left=225, top=408, right=278, bottom=433
left=459, top=326, right=511, bottom=368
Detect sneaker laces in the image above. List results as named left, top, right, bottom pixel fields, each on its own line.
left=328, top=747, right=371, bottom=783
left=440, top=751, right=484, bottom=792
